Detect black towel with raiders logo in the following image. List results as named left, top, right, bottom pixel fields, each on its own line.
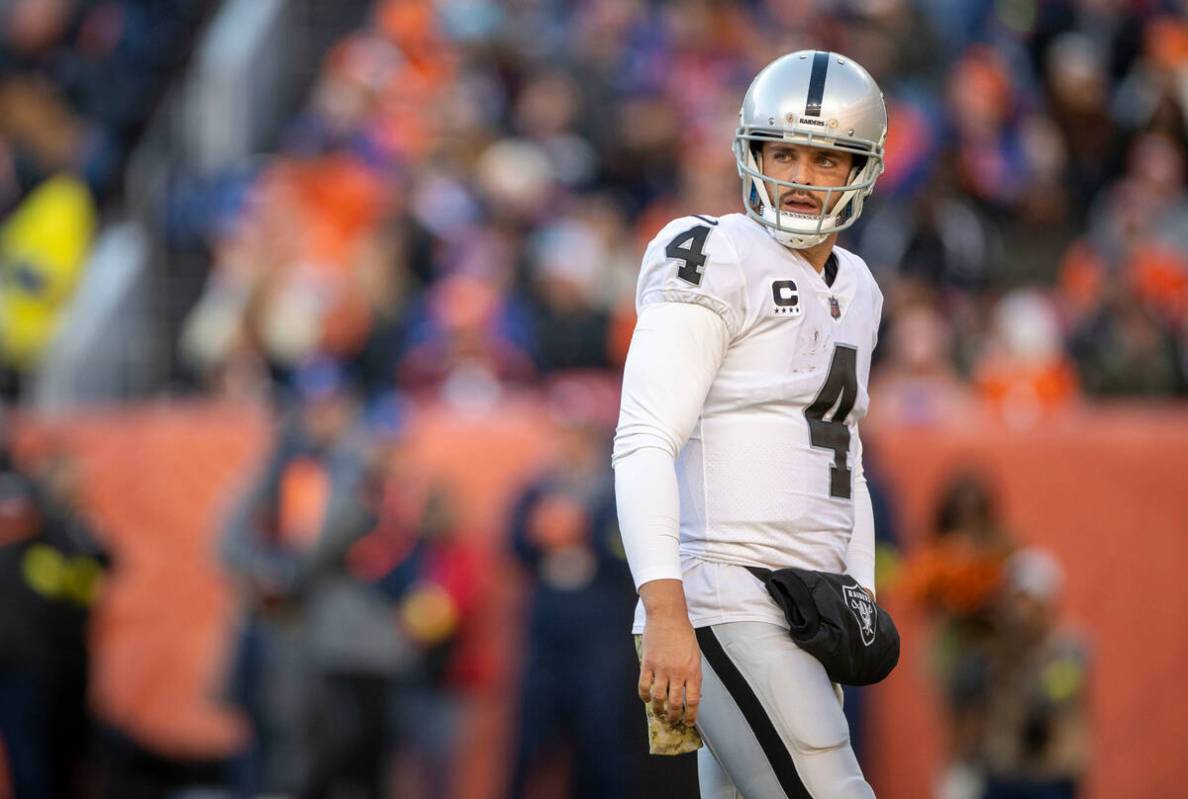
left=746, top=566, right=900, bottom=686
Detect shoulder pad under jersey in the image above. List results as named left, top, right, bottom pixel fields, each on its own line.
left=636, top=215, right=747, bottom=336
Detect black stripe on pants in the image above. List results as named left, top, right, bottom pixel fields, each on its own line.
left=696, top=626, right=813, bottom=799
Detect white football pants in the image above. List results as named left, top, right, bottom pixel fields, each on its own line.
left=694, top=622, right=875, bottom=799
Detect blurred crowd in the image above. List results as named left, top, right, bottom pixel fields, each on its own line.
left=0, top=0, right=213, bottom=397
left=2, top=0, right=1185, bottom=796
left=217, top=361, right=488, bottom=798
left=899, top=474, right=1090, bottom=799
left=209, top=356, right=656, bottom=798
left=0, top=423, right=109, bottom=798
left=162, top=0, right=1188, bottom=423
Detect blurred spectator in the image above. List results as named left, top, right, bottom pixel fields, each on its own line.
left=1107, top=12, right=1188, bottom=144
left=0, top=446, right=107, bottom=799
left=397, top=271, right=536, bottom=406
left=180, top=155, right=393, bottom=395
left=505, top=381, right=639, bottom=799
left=220, top=358, right=368, bottom=796
left=0, top=0, right=211, bottom=196
left=1068, top=290, right=1183, bottom=396
left=1086, top=132, right=1188, bottom=275
left=979, top=549, right=1090, bottom=799
left=947, top=46, right=1030, bottom=214
left=904, top=482, right=1089, bottom=799
left=337, top=405, right=489, bottom=799
left=525, top=215, right=616, bottom=374
left=974, top=290, right=1079, bottom=425
left=222, top=366, right=487, bottom=798
left=858, top=169, right=1005, bottom=293
left=287, top=396, right=421, bottom=799
left=0, top=174, right=95, bottom=400
left=1041, top=32, right=1120, bottom=221
left=378, top=483, right=487, bottom=799
left=903, top=469, right=1014, bottom=620
left=869, top=296, right=972, bottom=427
left=1056, top=131, right=1188, bottom=397
left=900, top=471, right=1016, bottom=782
left=349, top=216, right=423, bottom=397
left=513, top=69, right=597, bottom=189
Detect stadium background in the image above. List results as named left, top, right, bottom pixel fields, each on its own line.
left=1, top=0, right=1187, bottom=797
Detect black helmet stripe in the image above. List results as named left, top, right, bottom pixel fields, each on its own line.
left=804, top=51, right=830, bottom=117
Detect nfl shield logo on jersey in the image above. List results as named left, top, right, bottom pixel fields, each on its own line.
left=843, top=584, right=877, bottom=647
left=829, top=296, right=841, bottom=319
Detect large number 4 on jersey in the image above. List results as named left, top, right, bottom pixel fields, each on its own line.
left=805, top=345, right=858, bottom=499
left=666, top=225, right=712, bottom=286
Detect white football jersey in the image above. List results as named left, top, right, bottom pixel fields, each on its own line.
left=634, top=212, right=882, bottom=580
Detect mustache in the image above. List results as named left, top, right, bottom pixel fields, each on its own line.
left=778, top=191, right=821, bottom=210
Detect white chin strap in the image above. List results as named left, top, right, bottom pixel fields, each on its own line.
left=759, top=206, right=832, bottom=249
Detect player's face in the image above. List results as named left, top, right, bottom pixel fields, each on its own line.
left=759, top=142, right=854, bottom=216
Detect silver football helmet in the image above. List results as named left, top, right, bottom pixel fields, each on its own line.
left=734, top=51, right=887, bottom=249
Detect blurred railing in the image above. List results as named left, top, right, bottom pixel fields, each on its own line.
left=32, top=0, right=373, bottom=410
left=184, top=0, right=292, bottom=176
left=31, top=223, right=150, bottom=410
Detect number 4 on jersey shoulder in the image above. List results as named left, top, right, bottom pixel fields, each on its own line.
left=666, top=223, right=715, bottom=286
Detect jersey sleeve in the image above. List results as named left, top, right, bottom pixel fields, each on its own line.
left=636, top=216, right=748, bottom=338
left=612, top=302, right=730, bottom=588
left=846, top=435, right=876, bottom=596
left=871, top=278, right=884, bottom=351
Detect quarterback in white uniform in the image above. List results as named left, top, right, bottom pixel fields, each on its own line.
left=614, top=51, right=887, bottom=798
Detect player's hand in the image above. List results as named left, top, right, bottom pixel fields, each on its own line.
left=638, top=579, right=701, bottom=726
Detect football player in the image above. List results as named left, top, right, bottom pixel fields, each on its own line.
left=613, top=51, right=887, bottom=798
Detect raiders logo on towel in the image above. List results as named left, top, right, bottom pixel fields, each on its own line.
left=842, top=583, right=877, bottom=647
left=745, top=565, right=900, bottom=686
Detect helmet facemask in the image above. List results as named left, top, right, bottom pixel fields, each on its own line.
left=733, top=131, right=884, bottom=250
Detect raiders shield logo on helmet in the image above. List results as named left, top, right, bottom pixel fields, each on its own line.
left=842, top=583, right=877, bottom=647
